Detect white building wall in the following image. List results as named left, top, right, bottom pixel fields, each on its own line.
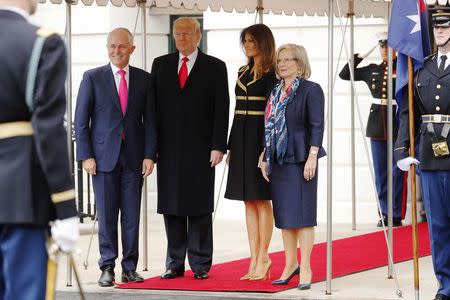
left=32, top=3, right=393, bottom=224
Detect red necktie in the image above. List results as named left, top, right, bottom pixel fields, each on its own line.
left=118, top=69, right=128, bottom=115
left=179, top=57, right=189, bottom=89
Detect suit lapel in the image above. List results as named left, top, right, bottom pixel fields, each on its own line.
left=441, top=59, right=450, bottom=78
left=169, top=52, right=182, bottom=94
left=182, top=49, right=202, bottom=91
left=125, top=66, right=136, bottom=117
left=426, top=55, right=439, bottom=78
left=103, top=64, right=122, bottom=113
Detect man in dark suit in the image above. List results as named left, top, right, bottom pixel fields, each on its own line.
left=395, top=9, right=450, bottom=300
left=0, top=0, right=79, bottom=298
left=151, top=17, right=229, bottom=280
left=339, top=32, right=406, bottom=227
left=75, top=27, right=157, bottom=287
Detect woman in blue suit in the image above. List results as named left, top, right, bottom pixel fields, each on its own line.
left=260, top=44, right=326, bottom=290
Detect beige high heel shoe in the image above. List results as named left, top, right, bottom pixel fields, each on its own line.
left=240, top=260, right=257, bottom=280
left=249, top=259, right=272, bottom=281
left=240, top=273, right=254, bottom=280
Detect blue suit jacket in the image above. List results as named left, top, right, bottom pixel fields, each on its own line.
left=75, top=64, right=157, bottom=172
left=284, top=79, right=326, bottom=162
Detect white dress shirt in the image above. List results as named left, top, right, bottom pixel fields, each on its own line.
left=437, top=51, right=450, bottom=70
left=177, top=48, right=199, bottom=75
left=110, top=63, right=130, bottom=93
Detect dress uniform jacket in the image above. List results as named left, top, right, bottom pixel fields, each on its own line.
left=225, top=65, right=276, bottom=200
left=340, top=53, right=405, bottom=222
left=395, top=53, right=450, bottom=170
left=151, top=50, right=229, bottom=216
left=339, top=54, right=398, bottom=140
left=0, top=10, right=77, bottom=225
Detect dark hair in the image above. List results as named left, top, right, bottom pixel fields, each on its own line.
left=240, top=24, right=276, bottom=79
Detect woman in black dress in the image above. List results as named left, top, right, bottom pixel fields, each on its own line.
left=225, top=24, right=277, bottom=281
left=261, top=44, right=326, bottom=289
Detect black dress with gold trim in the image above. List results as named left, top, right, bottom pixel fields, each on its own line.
left=225, top=65, right=277, bottom=201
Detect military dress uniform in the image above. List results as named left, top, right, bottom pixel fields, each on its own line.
left=340, top=54, right=406, bottom=225
left=395, top=51, right=450, bottom=299
left=0, top=9, right=77, bottom=300
left=225, top=65, right=277, bottom=200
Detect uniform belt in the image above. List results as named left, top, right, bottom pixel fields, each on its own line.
left=0, top=121, right=33, bottom=139
left=235, top=110, right=265, bottom=116
left=422, top=114, right=450, bottom=123
left=379, top=99, right=397, bottom=105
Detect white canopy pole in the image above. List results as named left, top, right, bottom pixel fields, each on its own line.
left=348, top=0, right=356, bottom=231
left=257, top=0, right=263, bottom=23
left=65, top=0, right=74, bottom=288
left=326, top=0, right=334, bottom=295
left=387, top=1, right=394, bottom=279
left=139, top=0, right=149, bottom=272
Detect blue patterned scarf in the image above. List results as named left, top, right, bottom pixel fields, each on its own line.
left=264, top=77, right=301, bottom=173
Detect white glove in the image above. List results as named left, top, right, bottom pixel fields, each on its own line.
left=51, top=216, right=79, bottom=253
left=397, top=157, right=420, bottom=172
left=358, top=44, right=378, bottom=59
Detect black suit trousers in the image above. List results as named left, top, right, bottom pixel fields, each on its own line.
left=163, top=214, right=213, bottom=273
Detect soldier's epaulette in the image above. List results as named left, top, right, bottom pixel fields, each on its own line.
left=425, top=53, right=437, bottom=62
left=36, top=27, right=59, bottom=38
left=238, top=65, right=250, bottom=73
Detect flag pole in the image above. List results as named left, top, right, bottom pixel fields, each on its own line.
left=407, top=56, right=420, bottom=300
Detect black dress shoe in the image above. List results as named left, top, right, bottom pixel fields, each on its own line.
left=435, top=294, right=450, bottom=300
left=121, top=270, right=144, bottom=283
left=98, top=266, right=115, bottom=287
left=377, top=216, right=387, bottom=227
left=377, top=216, right=402, bottom=227
left=160, top=269, right=184, bottom=279
left=393, top=218, right=402, bottom=227
left=194, top=270, right=209, bottom=280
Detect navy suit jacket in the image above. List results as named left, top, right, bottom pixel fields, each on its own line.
left=284, top=79, right=326, bottom=162
left=75, top=64, right=157, bottom=172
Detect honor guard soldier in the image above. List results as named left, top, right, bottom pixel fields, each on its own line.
left=395, top=8, right=450, bottom=300
left=339, top=32, right=406, bottom=227
left=0, top=0, right=79, bottom=299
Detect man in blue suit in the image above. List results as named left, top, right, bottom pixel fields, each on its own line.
left=75, top=27, right=157, bottom=287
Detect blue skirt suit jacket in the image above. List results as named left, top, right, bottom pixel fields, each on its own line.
left=284, top=79, right=326, bottom=163
left=270, top=78, right=326, bottom=229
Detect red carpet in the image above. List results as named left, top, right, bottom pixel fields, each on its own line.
left=116, top=223, right=430, bottom=292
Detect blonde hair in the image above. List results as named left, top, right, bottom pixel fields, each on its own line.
left=173, top=17, right=201, bottom=35
left=275, top=44, right=311, bottom=79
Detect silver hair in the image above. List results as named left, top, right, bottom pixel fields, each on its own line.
left=107, top=27, right=134, bottom=45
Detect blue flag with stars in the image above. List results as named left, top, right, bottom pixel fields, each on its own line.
left=388, top=0, right=431, bottom=113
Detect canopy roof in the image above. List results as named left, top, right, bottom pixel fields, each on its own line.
left=375, top=0, right=450, bottom=5
left=424, top=0, right=449, bottom=4
left=37, top=0, right=391, bottom=18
